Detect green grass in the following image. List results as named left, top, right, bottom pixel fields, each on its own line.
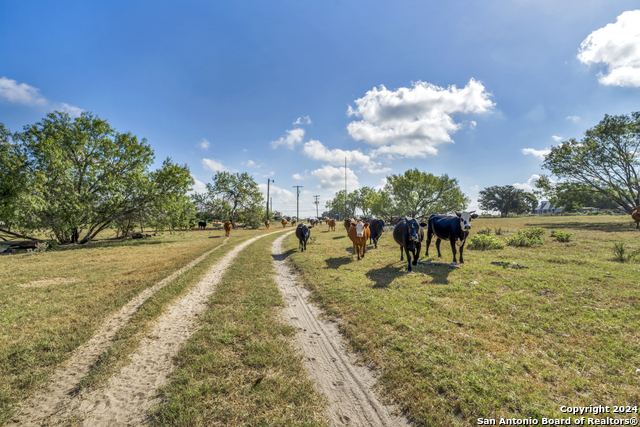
left=151, top=231, right=327, bottom=426
left=284, top=215, right=640, bottom=426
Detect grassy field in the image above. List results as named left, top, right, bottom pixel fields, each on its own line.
left=0, top=226, right=270, bottom=425
left=284, top=215, right=640, bottom=426
left=151, top=230, right=328, bottom=426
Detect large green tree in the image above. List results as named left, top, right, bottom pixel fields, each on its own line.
left=204, top=171, right=263, bottom=223
left=542, top=112, right=640, bottom=213
left=478, top=185, right=528, bottom=217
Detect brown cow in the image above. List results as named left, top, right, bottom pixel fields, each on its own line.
left=224, top=221, right=232, bottom=237
left=343, top=218, right=354, bottom=232
left=265, top=220, right=270, bottom=229
left=632, top=205, right=640, bottom=229
left=282, top=219, right=288, bottom=228
left=348, top=220, right=370, bottom=260
left=327, top=219, right=336, bottom=231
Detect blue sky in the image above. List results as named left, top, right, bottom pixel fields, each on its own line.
left=2, top=0, right=639, bottom=217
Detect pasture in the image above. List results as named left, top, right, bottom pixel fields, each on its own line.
left=284, top=215, right=640, bottom=425
left=0, top=227, right=270, bottom=424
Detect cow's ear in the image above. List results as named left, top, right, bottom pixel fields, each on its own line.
left=471, top=214, right=479, bottom=219
left=455, top=211, right=461, bottom=217
left=419, top=222, right=427, bottom=227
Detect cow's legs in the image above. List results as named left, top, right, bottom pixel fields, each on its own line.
left=361, top=242, right=366, bottom=258
left=399, top=245, right=404, bottom=261
left=405, top=248, right=413, bottom=272
left=425, top=231, right=432, bottom=256
left=413, top=242, right=421, bottom=265
left=459, top=242, right=465, bottom=264
left=435, top=239, right=443, bottom=258
left=373, top=238, right=378, bottom=249
left=450, top=239, right=458, bottom=264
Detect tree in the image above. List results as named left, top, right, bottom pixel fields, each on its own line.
left=205, top=172, right=263, bottom=222
left=148, top=158, right=196, bottom=233
left=478, top=185, right=528, bottom=217
left=384, top=169, right=469, bottom=218
left=0, top=124, right=30, bottom=232
left=542, top=112, right=640, bottom=213
left=325, top=190, right=359, bottom=219
left=523, top=192, right=538, bottom=213
left=535, top=179, right=619, bottom=212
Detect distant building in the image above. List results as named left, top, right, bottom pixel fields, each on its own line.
left=579, top=207, right=600, bottom=213
left=533, top=201, right=563, bottom=214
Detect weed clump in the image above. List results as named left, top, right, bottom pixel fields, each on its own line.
left=612, top=242, right=640, bottom=262
left=468, top=234, right=505, bottom=250
left=494, top=227, right=503, bottom=235
left=505, top=227, right=545, bottom=247
left=476, top=227, right=493, bottom=236
left=550, top=230, right=573, bottom=242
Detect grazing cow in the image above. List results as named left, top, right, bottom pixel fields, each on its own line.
left=282, top=219, right=288, bottom=228
left=223, top=221, right=232, bottom=237
left=296, top=223, right=310, bottom=252
left=393, top=217, right=427, bottom=272
left=348, top=220, right=370, bottom=260
left=327, top=219, right=336, bottom=231
left=265, top=220, right=270, bottom=229
left=426, top=211, right=478, bottom=265
left=366, top=218, right=385, bottom=249
left=633, top=205, right=640, bottom=229
left=198, top=221, right=207, bottom=230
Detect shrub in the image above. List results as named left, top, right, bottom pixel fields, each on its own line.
left=468, top=234, right=505, bottom=250
left=476, top=227, right=493, bottom=236
left=505, top=227, right=545, bottom=247
left=612, top=242, right=640, bottom=262
left=308, top=236, right=317, bottom=245
left=550, top=230, right=573, bottom=242
left=494, top=227, right=503, bottom=235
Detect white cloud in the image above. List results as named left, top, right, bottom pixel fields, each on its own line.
left=292, top=173, right=306, bottom=180
left=365, top=165, right=392, bottom=174
left=513, top=174, right=545, bottom=192
left=258, top=183, right=296, bottom=203
left=190, top=174, right=208, bottom=193
left=56, top=103, right=84, bottom=118
left=551, top=135, right=563, bottom=142
left=293, top=116, right=312, bottom=125
left=346, top=78, right=494, bottom=158
left=198, top=138, right=210, bottom=150
left=270, top=128, right=305, bottom=149
left=310, top=165, right=360, bottom=191
left=470, top=120, right=477, bottom=129
left=566, top=115, right=581, bottom=122
left=243, top=148, right=248, bottom=152
left=577, top=10, right=640, bottom=87
left=262, top=171, right=275, bottom=177
left=0, top=77, right=83, bottom=115
left=470, top=185, right=479, bottom=191
left=522, top=147, right=551, bottom=160
left=242, top=160, right=260, bottom=168
left=374, top=178, right=387, bottom=191
left=302, top=139, right=371, bottom=165
left=202, top=158, right=233, bottom=172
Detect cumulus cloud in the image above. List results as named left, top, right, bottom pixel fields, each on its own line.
left=513, top=174, right=550, bottom=192
left=470, top=185, right=479, bottom=191
left=202, top=158, right=233, bottom=172
left=310, top=165, right=359, bottom=191
left=551, top=135, right=563, bottom=142
left=346, top=78, right=494, bottom=158
left=258, top=183, right=295, bottom=204
left=302, top=139, right=371, bottom=165
left=270, top=128, right=305, bottom=149
left=470, top=120, right=477, bottom=129
left=577, top=10, right=640, bottom=87
left=242, top=160, right=260, bottom=168
left=190, top=174, right=208, bottom=193
left=293, top=116, right=312, bottom=125
left=0, top=77, right=83, bottom=115
left=374, top=178, right=388, bottom=191
left=292, top=173, right=306, bottom=180
left=522, top=147, right=551, bottom=160
left=566, top=115, right=581, bottom=122
left=198, top=138, right=210, bottom=150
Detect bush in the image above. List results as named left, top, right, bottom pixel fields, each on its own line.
left=505, top=227, right=545, bottom=247
left=612, top=242, right=640, bottom=262
left=550, top=230, right=573, bottom=242
left=476, top=227, right=493, bottom=236
left=494, top=227, right=503, bottom=235
left=467, top=234, right=505, bottom=250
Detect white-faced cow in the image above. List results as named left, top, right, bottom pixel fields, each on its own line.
left=426, top=211, right=478, bottom=265
left=392, top=217, right=427, bottom=272
left=296, top=222, right=310, bottom=252
left=348, top=220, right=370, bottom=260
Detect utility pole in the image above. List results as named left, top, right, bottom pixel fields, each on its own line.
left=292, top=186, right=303, bottom=222
left=313, top=195, right=320, bottom=220
left=266, top=179, right=274, bottom=220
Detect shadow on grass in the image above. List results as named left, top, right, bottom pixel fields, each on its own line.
left=272, top=248, right=297, bottom=263
left=54, top=238, right=172, bottom=252
left=364, top=254, right=454, bottom=288
left=525, top=221, right=635, bottom=232
left=333, top=235, right=347, bottom=239
left=324, top=256, right=352, bottom=269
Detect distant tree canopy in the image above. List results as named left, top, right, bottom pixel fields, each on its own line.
left=542, top=111, right=640, bottom=214
left=325, top=169, right=469, bottom=219
left=478, top=185, right=529, bottom=217
left=535, top=178, right=619, bottom=212
left=0, top=111, right=194, bottom=243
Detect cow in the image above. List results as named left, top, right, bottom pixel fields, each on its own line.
left=281, top=218, right=288, bottom=228
left=393, top=217, right=427, bottom=272
left=343, top=218, right=354, bottom=233
left=296, top=223, right=310, bottom=252
left=291, top=218, right=297, bottom=227
left=265, top=220, right=270, bottom=229
left=365, top=218, right=385, bottom=249
left=223, top=221, right=232, bottom=237
left=198, top=221, right=207, bottom=230
left=348, top=220, right=370, bottom=260
left=633, top=205, right=640, bottom=229
left=426, top=211, right=479, bottom=265
left=390, top=216, right=402, bottom=226
left=326, top=219, right=336, bottom=231
left=318, top=217, right=323, bottom=225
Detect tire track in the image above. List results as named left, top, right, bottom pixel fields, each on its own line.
left=272, top=232, right=410, bottom=427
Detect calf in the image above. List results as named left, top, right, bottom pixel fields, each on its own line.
left=393, top=217, right=427, bottom=272
left=265, top=220, right=270, bottom=229
left=295, top=223, right=310, bottom=252
left=348, top=220, right=370, bottom=260
left=327, top=219, right=336, bottom=231
left=281, top=219, right=288, bottom=228
left=223, top=221, right=232, bottom=237
left=632, top=205, right=640, bottom=229
left=366, top=218, right=385, bottom=249
left=198, top=221, right=207, bottom=230
left=426, top=211, right=478, bottom=265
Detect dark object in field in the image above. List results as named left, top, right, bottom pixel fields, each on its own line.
left=491, top=261, right=529, bottom=269
left=393, top=217, right=427, bottom=272
left=0, top=240, right=44, bottom=249
left=417, top=261, right=460, bottom=268
left=296, top=222, right=310, bottom=252
left=131, top=232, right=153, bottom=239
left=198, top=221, right=207, bottom=230
left=365, top=218, right=385, bottom=249
left=348, top=220, right=370, bottom=260
left=633, top=205, right=640, bottom=228
left=426, top=211, right=478, bottom=265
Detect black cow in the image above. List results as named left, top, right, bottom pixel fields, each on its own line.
left=198, top=221, right=207, bottom=230
left=426, top=211, right=478, bottom=265
left=296, top=223, right=310, bottom=252
left=365, top=218, right=385, bottom=249
left=393, top=217, right=427, bottom=272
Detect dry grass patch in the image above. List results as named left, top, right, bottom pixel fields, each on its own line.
left=284, top=215, right=640, bottom=426
left=18, top=277, right=82, bottom=288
